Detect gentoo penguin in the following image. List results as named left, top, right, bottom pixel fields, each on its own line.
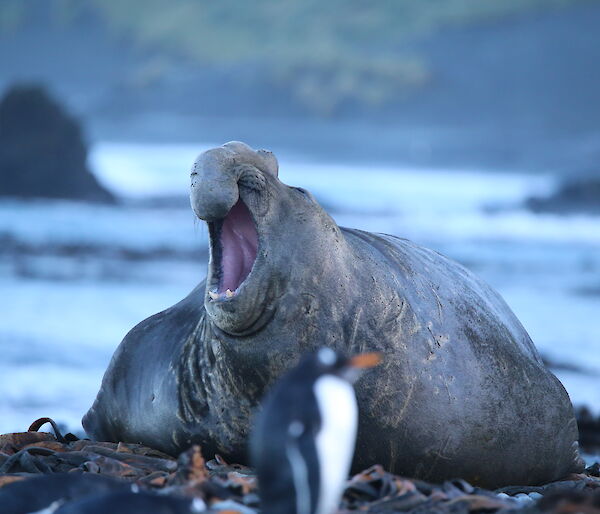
left=250, top=348, right=381, bottom=514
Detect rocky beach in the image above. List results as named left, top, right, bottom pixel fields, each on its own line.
left=1, top=413, right=599, bottom=513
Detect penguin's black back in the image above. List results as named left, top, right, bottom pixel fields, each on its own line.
left=251, top=357, right=325, bottom=514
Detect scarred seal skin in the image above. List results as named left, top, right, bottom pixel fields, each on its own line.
left=83, top=141, right=584, bottom=489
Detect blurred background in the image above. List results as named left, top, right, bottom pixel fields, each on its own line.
left=1, top=0, right=599, bottom=441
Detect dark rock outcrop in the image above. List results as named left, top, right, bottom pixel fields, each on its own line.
left=0, top=84, right=114, bottom=203
left=525, top=176, right=600, bottom=215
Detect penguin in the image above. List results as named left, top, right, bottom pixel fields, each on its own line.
left=250, top=348, right=381, bottom=514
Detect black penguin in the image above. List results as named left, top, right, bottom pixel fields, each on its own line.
left=250, top=348, right=381, bottom=514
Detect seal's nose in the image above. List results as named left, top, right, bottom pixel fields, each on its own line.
left=189, top=142, right=279, bottom=221
left=190, top=148, right=239, bottom=221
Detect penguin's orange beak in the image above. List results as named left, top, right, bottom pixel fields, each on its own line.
left=348, top=352, right=382, bottom=369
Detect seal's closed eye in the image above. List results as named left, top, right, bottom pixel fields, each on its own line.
left=294, top=187, right=311, bottom=199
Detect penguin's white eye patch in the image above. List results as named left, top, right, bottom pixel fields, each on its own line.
left=288, top=420, right=304, bottom=437
left=317, top=347, right=336, bottom=366
left=191, top=498, right=207, bottom=512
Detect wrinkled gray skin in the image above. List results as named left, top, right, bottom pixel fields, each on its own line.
left=83, top=141, right=583, bottom=488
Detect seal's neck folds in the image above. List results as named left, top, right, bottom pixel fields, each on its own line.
left=209, top=199, right=258, bottom=298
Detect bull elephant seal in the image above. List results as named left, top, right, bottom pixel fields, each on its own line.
left=83, top=141, right=583, bottom=488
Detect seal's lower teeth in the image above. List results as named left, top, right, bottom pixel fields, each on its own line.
left=209, top=289, right=236, bottom=301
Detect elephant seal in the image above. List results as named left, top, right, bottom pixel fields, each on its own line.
left=83, top=141, right=583, bottom=488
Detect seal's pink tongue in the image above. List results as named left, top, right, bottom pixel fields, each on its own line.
left=220, top=199, right=258, bottom=293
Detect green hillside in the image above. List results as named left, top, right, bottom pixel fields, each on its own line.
left=0, top=0, right=591, bottom=115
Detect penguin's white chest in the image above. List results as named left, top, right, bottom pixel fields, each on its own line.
left=313, top=375, right=358, bottom=514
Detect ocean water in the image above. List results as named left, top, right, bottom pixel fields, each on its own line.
left=1, top=141, right=599, bottom=435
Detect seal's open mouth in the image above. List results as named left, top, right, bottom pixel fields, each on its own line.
left=208, top=199, right=258, bottom=300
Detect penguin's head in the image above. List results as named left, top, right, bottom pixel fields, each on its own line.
left=313, top=347, right=382, bottom=384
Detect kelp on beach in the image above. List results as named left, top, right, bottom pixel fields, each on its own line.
left=0, top=416, right=599, bottom=513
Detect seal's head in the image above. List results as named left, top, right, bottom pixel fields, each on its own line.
left=190, top=141, right=340, bottom=336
